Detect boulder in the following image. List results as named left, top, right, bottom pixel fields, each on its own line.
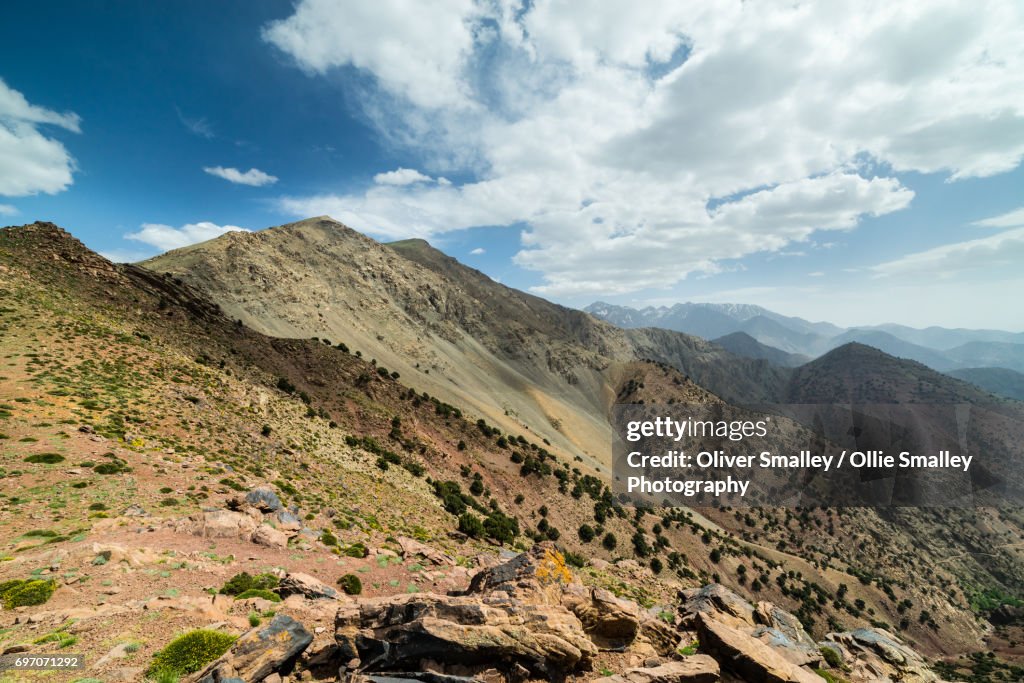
left=91, top=543, right=161, bottom=568
left=397, top=536, right=456, bottom=566
left=822, top=628, right=942, bottom=682
left=562, top=585, right=641, bottom=647
left=695, top=615, right=821, bottom=683
left=245, top=487, right=284, bottom=512
left=592, top=657, right=720, bottom=683
left=179, top=509, right=259, bottom=540
left=189, top=615, right=312, bottom=683
left=274, top=509, right=303, bottom=532
left=336, top=592, right=597, bottom=677
left=277, top=572, right=339, bottom=600
left=251, top=524, right=289, bottom=548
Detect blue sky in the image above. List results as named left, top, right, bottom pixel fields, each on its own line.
left=2, top=1, right=1023, bottom=329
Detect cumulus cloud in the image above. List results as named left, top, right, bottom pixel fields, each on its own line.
left=0, top=204, right=17, bottom=216
left=0, top=78, right=80, bottom=197
left=125, top=221, right=249, bottom=252
left=470, top=247, right=485, bottom=255
left=203, top=166, right=278, bottom=186
left=972, top=206, right=1024, bottom=229
left=265, top=0, right=1024, bottom=296
left=373, top=168, right=434, bottom=186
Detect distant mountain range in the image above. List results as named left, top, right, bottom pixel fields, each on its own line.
left=585, top=302, right=1024, bottom=397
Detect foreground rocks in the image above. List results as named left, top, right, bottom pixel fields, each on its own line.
left=186, top=545, right=945, bottom=682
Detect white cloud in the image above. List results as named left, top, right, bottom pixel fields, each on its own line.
left=972, top=206, right=1024, bottom=229
left=266, top=0, right=1024, bottom=296
left=0, top=204, right=17, bottom=216
left=469, top=247, right=485, bottom=255
left=262, top=0, right=479, bottom=110
left=203, top=166, right=278, bottom=187
left=0, top=78, right=80, bottom=197
left=870, top=227, right=1024, bottom=279
left=373, top=168, right=434, bottom=186
left=125, top=221, right=249, bottom=252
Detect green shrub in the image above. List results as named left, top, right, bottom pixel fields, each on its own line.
left=146, top=629, right=237, bottom=678
left=337, top=574, right=362, bottom=595
left=320, top=530, right=339, bottom=547
left=248, top=612, right=261, bottom=627
left=234, top=588, right=281, bottom=602
left=343, top=542, right=368, bottom=558
left=820, top=646, right=842, bottom=668
left=458, top=512, right=484, bottom=538
left=24, top=453, right=65, bottom=464
left=219, top=572, right=279, bottom=596
left=1, top=579, right=57, bottom=608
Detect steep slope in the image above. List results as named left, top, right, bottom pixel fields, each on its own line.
left=712, top=331, right=810, bottom=367
left=142, top=217, right=638, bottom=469
left=143, top=218, right=793, bottom=468
left=948, top=367, right=1024, bottom=401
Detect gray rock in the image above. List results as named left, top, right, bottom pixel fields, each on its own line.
left=245, top=487, right=284, bottom=512
left=189, top=615, right=312, bottom=683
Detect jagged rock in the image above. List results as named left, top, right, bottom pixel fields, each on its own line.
left=189, top=615, right=312, bottom=683
left=122, top=504, right=148, bottom=517
left=245, top=486, right=284, bottom=512
left=751, top=602, right=822, bottom=666
left=562, top=585, right=641, bottom=647
left=592, top=657, right=720, bottom=683
left=278, top=572, right=339, bottom=600
left=695, top=615, right=821, bottom=683
left=397, top=536, right=456, bottom=565
left=252, top=523, right=289, bottom=548
left=680, top=584, right=756, bottom=629
left=336, top=592, right=597, bottom=677
left=823, top=628, right=942, bottom=682
left=274, top=509, right=303, bottom=532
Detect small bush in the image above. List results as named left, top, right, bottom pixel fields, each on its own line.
left=337, top=574, right=362, bottom=595
left=248, top=612, right=261, bottom=627
left=146, top=629, right=237, bottom=678
left=458, top=512, right=485, bottom=538
left=820, top=646, right=842, bottom=668
left=24, top=453, right=65, bottom=464
left=343, top=542, right=368, bottom=558
left=234, top=588, right=281, bottom=602
left=219, top=572, right=279, bottom=596
left=1, top=579, right=57, bottom=608
left=320, top=529, right=339, bottom=547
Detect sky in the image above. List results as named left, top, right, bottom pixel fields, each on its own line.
left=1, top=0, right=1023, bottom=330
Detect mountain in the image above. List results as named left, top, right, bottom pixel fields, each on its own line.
left=587, top=302, right=1024, bottom=373
left=711, top=331, right=810, bottom=367
left=948, top=367, right=1024, bottom=400
left=4, top=220, right=1024, bottom=676
left=944, top=341, right=1024, bottom=373
left=863, top=323, right=1024, bottom=350
left=585, top=301, right=842, bottom=346
left=822, top=329, right=963, bottom=371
